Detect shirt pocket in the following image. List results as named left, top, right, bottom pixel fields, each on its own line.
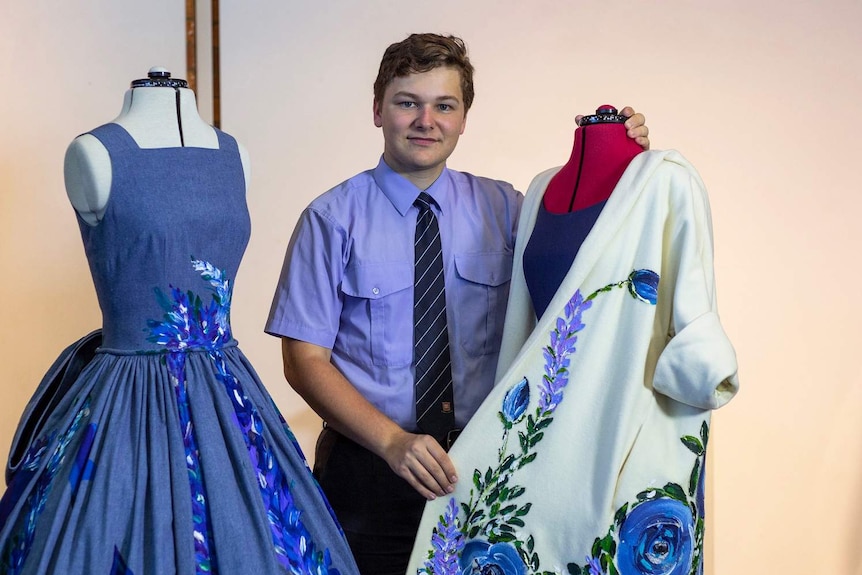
left=341, top=261, right=414, bottom=367
left=453, top=252, right=513, bottom=357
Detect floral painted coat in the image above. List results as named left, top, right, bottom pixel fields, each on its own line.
left=407, top=150, right=739, bottom=575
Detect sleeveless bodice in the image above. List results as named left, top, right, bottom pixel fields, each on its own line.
left=523, top=199, right=605, bottom=318
left=78, top=123, right=251, bottom=351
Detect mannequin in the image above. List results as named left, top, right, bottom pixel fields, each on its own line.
left=64, top=67, right=250, bottom=225
left=0, top=67, right=360, bottom=575
left=543, top=105, right=643, bottom=214
left=523, top=106, right=645, bottom=318
left=408, top=109, right=738, bottom=575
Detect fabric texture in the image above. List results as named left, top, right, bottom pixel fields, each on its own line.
left=266, top=157, right=522, bottom=430
left=408, top=149, right=739, bottom=575
left=0, top=123, right=358, bottom=575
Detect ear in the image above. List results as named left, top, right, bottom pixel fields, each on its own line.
left=459, top=112, right=467, bottom=135
left=373, top=100, right=383, bottom=128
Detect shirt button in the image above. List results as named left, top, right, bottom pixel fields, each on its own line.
left=372, top=287, right=380, bottom=295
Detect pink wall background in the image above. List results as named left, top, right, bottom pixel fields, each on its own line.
left=2, top=2, right=860, bottom=573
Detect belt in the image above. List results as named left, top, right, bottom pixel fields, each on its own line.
left=442, top=428, right=462, bottom=451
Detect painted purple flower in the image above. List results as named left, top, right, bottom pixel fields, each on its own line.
left=586, top=555, right=603, bottom=575
left=424, top=498, right=465, bottom=575
left=627, top=270, right=660, bottom=305
left=500, top=378, right=529, bottom=425
left=538, top=289, right=590, bottom=415
left=618, top=498, right=693, bottom=575
left=460, top=540, right=526, bottom=575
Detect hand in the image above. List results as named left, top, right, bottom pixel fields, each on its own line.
left=382, top=429, right=459, bottom=500
left=573, top=106, right=650, bottom=151
left=620, top=106, right=650, bottom=150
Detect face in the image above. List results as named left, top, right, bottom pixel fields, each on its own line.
left=373, top=66, right=467, bottom=188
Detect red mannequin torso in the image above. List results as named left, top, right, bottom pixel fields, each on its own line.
left=543, top=106, right=643, bottom=213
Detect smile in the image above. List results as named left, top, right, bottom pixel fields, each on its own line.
left=407, top=137, right=439, bottom=145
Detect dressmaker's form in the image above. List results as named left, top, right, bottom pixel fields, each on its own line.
left=408, top=105, right=738, bottom=575
left=0, top=68, right=360, bottom=575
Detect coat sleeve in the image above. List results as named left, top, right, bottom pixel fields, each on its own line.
left=652, top=158, right=739, bottom=409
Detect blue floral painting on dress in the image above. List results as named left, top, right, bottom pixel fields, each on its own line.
left=147, top=258, right=343, bottom=575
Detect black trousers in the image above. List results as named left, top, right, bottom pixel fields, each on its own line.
left=314, top=427, right=425, bottom=575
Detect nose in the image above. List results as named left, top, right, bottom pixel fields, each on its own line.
left=414, top=105, right=435, bottom=129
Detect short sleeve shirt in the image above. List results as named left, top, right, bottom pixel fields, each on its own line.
left=266, top=157, right=523, bottom=430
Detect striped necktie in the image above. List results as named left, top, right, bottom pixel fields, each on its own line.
left=413, top=192, right=454, bottom=442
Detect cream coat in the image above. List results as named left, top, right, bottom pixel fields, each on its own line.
left=408, top=150, right=739, bottom=575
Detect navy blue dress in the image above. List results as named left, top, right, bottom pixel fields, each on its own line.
left=0, top=124, right=359, bottom=575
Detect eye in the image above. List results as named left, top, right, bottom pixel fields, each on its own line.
left=397, top=101, right=417, bottom=109
left=437, top=103, right=453, bottom=112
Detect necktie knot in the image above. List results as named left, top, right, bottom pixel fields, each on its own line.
left=414, top=192, right=435, bottom=212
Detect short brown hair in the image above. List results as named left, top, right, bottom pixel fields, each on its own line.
left=373, top=34, right=475, bottom=112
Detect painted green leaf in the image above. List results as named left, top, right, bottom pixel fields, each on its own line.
left=664, top=482, right=687, bottom=502
left=529, top=432, right=545, bottom=447
left=535, top=418, right=553, bottom=431
left=614, top=503, right=629, bottom=528
left=681, top=435, right=704, bottom=456
left=518, top=431, right=529, bottom=453
left=509, top=517, right=525, bottom=527
left=527, top=534, right=535, bottom=552
left=636, top=489, right=656, bottom=501
left=519, top=453, right=538, bottom=468
left=700, top=421, right=709, bottom=449
left=515, top=502, right=532, bottom=517
left=499, top=504, right=517, bottom=516
left=486, top=485, right=501, bottom=506
left=468, top=525, right=480, bottom=538
left=501, top=454, right=516, bottom=471
left=599, top=534, right=615, bottom=553
left=473, top=469, right=483, bottom=491
left=509, top=486, right=526, bottom=500
left=689, top=458, right=701, bottom=497
left=567, top=564, right=583, bottom=575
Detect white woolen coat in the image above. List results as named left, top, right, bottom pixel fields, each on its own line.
left=408, top=150, right=739, bottom=575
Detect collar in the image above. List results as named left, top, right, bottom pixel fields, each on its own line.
left=372, top=156, right=450, bottom=217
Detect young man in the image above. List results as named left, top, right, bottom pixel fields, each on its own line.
left=266, top=34, right=649, bottom=574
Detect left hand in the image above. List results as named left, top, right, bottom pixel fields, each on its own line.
left=575, top=106, right=650, bottom=150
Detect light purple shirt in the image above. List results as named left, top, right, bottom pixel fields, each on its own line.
left=266, top=157, right=522, bottom=430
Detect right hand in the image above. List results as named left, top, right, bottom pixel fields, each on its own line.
left=382, top=429, right=459, bottom=500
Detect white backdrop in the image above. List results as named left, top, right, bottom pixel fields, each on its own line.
left=2, top=2, right=861, bottom=574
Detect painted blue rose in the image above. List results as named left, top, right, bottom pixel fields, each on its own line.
left=627, top=269, right=659, bottom=305
left=460, top=540, right=526, bottom=575
left=618, top=498, right=693, bottom=575
left=501, top=377, right=529, bottom=425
